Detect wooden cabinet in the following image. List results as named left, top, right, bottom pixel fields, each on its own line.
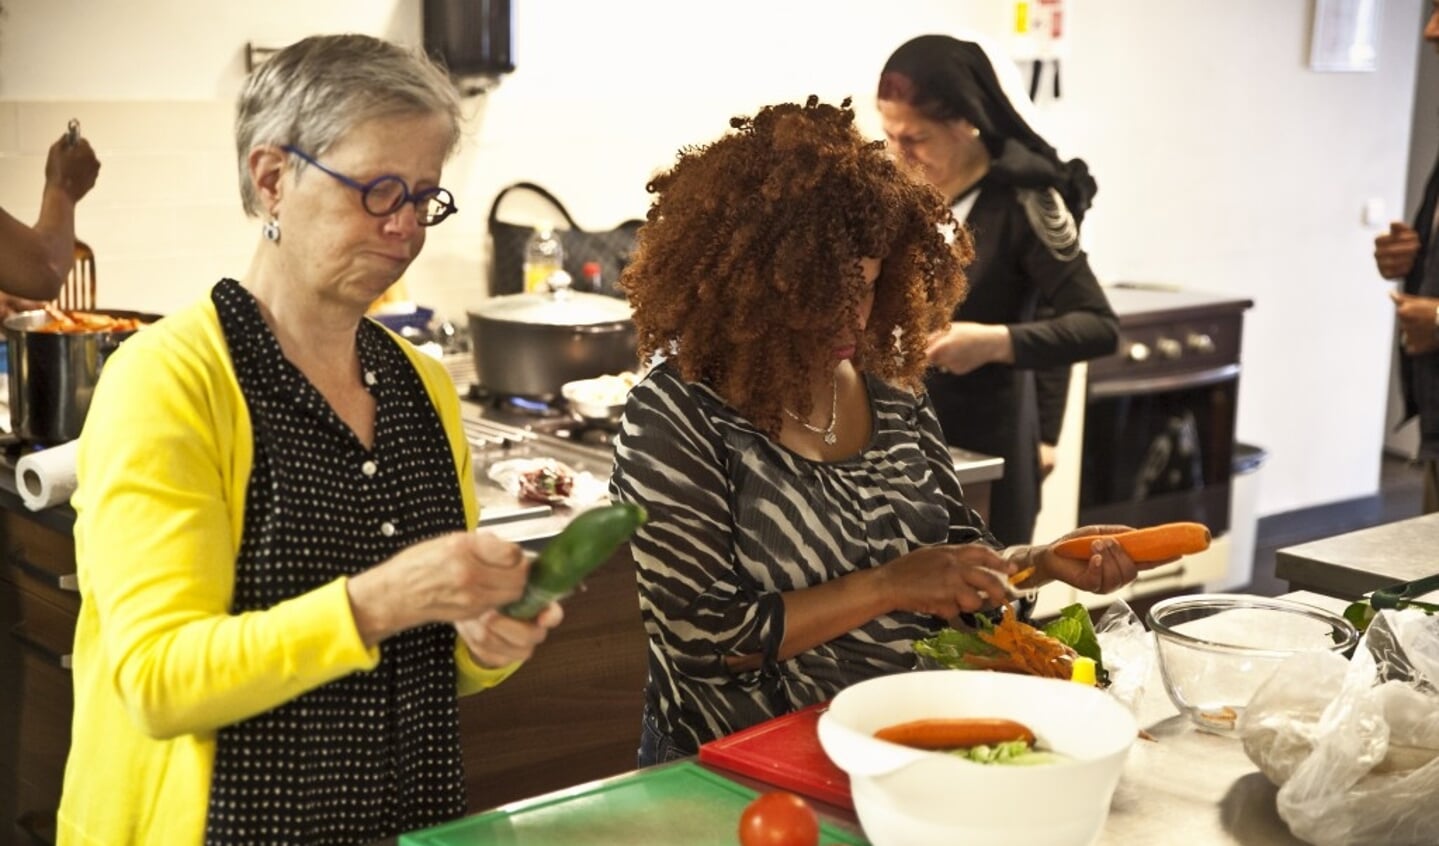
left=0, top=503, right=78, bottom=846
left=457, top=544, right=649, bottom=811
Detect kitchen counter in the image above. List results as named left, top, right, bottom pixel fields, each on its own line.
left=950, top=445, right=1004, bottom=486
left=465, top=398, right=1006, bottom=548
left=0, top=406, right=1002, bottom=551
left=1274, top=512, right=1439, bottom=598
left=390, top=591, right=1341, bottom=845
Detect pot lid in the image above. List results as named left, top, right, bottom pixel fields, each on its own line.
left=472, top=288, right=633, bottom=327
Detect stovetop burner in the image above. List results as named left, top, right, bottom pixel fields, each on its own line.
left=497, top=394, right=567, bottom=418
left=466, top=384, right=619, bottom=451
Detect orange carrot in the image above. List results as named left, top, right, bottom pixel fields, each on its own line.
left=1051, top=521, right=1211, bottom=563
left=874, top=717, right=1036, bottom=750
left=1009, top=566, right=1036, bottom=586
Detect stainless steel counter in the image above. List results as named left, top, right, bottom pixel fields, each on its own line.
left=1275, top=512, right=1439, bottom=599
left=466, top=400, right=1005, bottom=548
left=384, top=590, right=1336, bottom=844
left=949, top=446, right=1003, bottom=486
left=1094, top=595, right=1340, bottom=845
left=805, top=591, right=1338, bottom=845
left=0, top=401, right=1002, bottom=550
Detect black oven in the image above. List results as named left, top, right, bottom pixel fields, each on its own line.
left=1077, top=286, right=1253, bottom=537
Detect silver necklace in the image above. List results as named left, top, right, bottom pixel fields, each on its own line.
left=783, top=372, right=838, bottom=445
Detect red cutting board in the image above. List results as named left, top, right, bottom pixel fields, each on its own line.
left=698, top=702, right=853, bottom=810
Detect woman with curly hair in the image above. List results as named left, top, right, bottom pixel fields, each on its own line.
left=610, top=97, right=1155, bottom=764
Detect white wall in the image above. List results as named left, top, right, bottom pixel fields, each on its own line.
left=0, top=0, right=1425, bottom=521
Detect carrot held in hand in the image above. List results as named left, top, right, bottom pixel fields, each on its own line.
left=1052, top=521, right=1211, bottom=563
left=874, top=717, right=1035, bottom=750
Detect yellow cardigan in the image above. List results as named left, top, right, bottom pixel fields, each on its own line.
left=57, top=298, right=516, bottom=845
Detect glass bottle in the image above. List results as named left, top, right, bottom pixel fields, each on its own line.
left=523, top=227, right=565, bottom=294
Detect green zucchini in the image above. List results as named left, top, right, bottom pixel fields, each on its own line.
left=502, top=502, right=648, bottom=619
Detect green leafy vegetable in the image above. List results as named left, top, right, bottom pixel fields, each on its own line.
left=1044, top=603, right=1108, bottom=685
left=947, top=739, right=1071, bottom=766
left=1343, top=601, right=1377, bottom=634
left=912, top=626, right=1001, bottom=667
left=913, top=602, right=1109, bottom=686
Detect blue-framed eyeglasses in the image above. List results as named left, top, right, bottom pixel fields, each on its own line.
left=281, top=145, right=458, bottom=227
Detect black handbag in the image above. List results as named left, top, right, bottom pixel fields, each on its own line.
left=486, top=182, right=642, bottom=298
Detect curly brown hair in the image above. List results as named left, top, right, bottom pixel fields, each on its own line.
left=619, top=96, right=973, bottom=436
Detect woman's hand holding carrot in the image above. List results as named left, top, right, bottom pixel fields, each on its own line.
left=1051, top=522, right=1209, bottom=563
left=1036, top=524, right=1147, bottom=595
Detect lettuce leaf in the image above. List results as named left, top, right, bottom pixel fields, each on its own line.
left=913, top=602, right=1108, bottom=685
left=946, top=740, right=1071, bottom=766
left=912, top=626, right=999, bottom=668
left=1043, top=603, right=1107, bottom=685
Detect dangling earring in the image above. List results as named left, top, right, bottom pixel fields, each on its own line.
left=262, top=216, right=281, bottom=243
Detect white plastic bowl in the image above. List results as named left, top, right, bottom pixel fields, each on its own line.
left=818, top=670, right=1137, bottom=846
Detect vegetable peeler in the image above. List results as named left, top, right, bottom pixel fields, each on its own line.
left=1370, top=573, right=1439, bottom=613
left=1344, top=572, right=1439, bottom=632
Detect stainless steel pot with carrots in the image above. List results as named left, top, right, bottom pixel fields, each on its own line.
left=3, top=306, right=158, bottom=444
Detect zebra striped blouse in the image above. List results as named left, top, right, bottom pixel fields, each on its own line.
left=609, top=364, right=1001, bottom=754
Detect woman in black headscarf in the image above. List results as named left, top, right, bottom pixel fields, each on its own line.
left=877, top=34, right=1118, bottom=546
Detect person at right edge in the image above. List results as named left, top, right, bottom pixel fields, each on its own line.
left=1375, top=2, right=1439, bottom=513
left=877, top=34, right=1119, bottom=545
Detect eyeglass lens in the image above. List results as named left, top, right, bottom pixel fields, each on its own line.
left=361, top=177, right=454, bottom=226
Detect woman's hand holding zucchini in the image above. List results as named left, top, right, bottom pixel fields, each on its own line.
left=455, top=602, right=564, bottom=669
left=502, top=502, right=648, bottom=620
left=347, top=530, right=533, bottom=648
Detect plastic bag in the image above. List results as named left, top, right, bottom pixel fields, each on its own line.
left=1093, top=599, right=1157, bottom=717
left=1239, top=609, right=1439, bottom=846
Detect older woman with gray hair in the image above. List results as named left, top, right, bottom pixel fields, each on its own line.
left=56, top=34, right=562, bottom=845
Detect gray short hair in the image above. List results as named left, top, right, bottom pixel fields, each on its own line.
left=235, top=33, right=461, bottom=217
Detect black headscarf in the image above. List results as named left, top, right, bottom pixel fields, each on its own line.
left=879, top=34, right=1097, bottom=224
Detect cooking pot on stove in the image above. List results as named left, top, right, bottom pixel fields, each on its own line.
left=467, top=272, right=637, bottom=399
left=4, top=308, right=158, bottom=444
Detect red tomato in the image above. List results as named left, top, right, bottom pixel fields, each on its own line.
left=738, top=790, right=820, bottom=846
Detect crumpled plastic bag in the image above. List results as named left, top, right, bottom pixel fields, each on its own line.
left=1239, top=609, right=1439, bottom=846
left=1093, top=599, right=1156, bottom=717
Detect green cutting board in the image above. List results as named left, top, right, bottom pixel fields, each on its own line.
left=399, top=761, right=870, bottom=845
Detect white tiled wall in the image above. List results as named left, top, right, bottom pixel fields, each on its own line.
left=1, top=0, right=1431, bottom=520
left=1, top=100, right=252, bottom=315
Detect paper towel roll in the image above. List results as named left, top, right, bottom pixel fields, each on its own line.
left=16, top=439, right=79, bottom=511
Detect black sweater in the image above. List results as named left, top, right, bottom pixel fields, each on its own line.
left=929, top=179, right=1118, bottom=545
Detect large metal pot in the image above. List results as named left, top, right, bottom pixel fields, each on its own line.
left=4, top=309, right=156, bottom=444
left=467, top=277, right=637, bottom=399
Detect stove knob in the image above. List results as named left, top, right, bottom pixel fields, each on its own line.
left=1156, top=337, right=1182, bottom=360
left=1187, top=332, right=1216, bottom=354
left=1127, top=341, right=1151, bottom=362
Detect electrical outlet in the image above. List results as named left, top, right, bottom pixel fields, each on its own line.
left=1362, top=197, right=1387, bottom=228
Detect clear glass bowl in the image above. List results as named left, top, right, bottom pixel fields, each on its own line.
left=1146, top=594, right=1358, bottom=735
